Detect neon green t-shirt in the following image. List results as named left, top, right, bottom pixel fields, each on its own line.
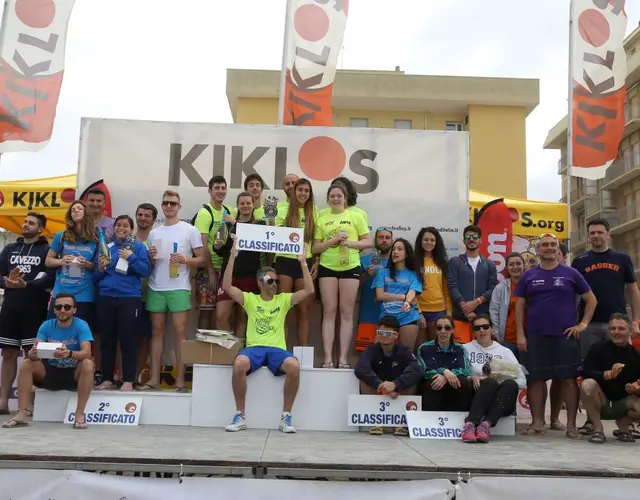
left=242, top=292, right=292, bottom=350
left=275, top=204, right=317, bottom=260
left=314, top=210, right=369, bottom=271
left=318, top=205, right=369, bottom=229
left=194, top=203, right=228, bottom=269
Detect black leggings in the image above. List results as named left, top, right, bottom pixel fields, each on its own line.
left=421, top=375, right=473, bottom=412
left=466, top=378, right=519, bottom=426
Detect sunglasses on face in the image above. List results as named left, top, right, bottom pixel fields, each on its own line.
left=54, top=304, right=73, bottom=311
left=436, top=325, right=453, bottom=331
left=161, top=201, right=179, bottom=207
left=464, top=234, right=480, bottom=241
left=263, top=277, right=280, bottom=285
left=376, top=329, right=396, bottom=337
left=473, top=324, right=491, bottom=332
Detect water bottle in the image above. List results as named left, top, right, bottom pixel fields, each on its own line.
left=339, top=230, right=349, bottom=266
left=98, top=228, right=110, bottom=262
left=218, top=208, right=229, bottom=243
left=169, top=242, right=180, bottom=278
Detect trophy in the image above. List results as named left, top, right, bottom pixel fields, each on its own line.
left=98, top=227, right=110, bottom=262
left=263, top=196, right=278, bottom=223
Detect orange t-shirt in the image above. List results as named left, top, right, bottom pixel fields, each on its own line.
left=504, top=281, right=518, bottom=344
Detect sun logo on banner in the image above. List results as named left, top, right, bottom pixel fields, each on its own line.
left=405, top=401, right=418, bottom=412
left=125, top=402, right=137, bottom=414
left=289, top=232, right=300, bottom=243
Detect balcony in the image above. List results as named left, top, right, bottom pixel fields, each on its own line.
left=624, top=104, right=640, bottom=137
left=569, top=188, right=585, bottom=209
left=558, top=158, right=567, bottom=175
left=605, top=206, right=640, bottom=235
left=601, top=153, right=640, bottom=190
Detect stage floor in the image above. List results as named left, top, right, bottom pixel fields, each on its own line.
left=1, top=419, right=639, bottom=480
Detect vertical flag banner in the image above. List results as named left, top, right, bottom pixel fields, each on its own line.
left=0, top=0, right=76, bottom=153
left=475, top=199, right=513, bottom=281
left=281, top=0, right=348, bottom=126
left=570, top=0, right=627, bottom=179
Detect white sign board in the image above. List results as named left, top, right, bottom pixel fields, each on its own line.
left=348, top=394, right=421, bottom=427
left=406, top=411, right=515, bottom=439
left=77, top=120, right=469, bottom=254
left=236, top=223, right=304, bottom=255
left=64, top=395, right=142, bottom=426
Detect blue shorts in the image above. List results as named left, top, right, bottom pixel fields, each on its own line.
left=239, top=346, right=295, bottom=376
left=422, top=311, right=447, bottom=322
left=138, top=307, right=152, bottom=339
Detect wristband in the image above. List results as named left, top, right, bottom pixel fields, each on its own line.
left=476, top=298, right=482, bottom=305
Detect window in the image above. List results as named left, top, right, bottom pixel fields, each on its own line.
left=445, top=122, right=464, bottom=131
left=394, top=119, right=412, bottom=129
left=350, top=118, right=369, bottom=128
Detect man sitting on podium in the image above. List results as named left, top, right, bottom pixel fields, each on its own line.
left=2, top=293, right=94, bottom=430
left=222, top=240, right=314, bottom=434
left=354, top=315, right=424, bottom=436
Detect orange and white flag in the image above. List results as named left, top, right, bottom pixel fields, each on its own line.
left=0, top=0, right=76, bottom=153
left=281, top=0, right=348, bottom=126
left=570, top=0, right=627, bottom=179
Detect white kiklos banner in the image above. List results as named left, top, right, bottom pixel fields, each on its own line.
left=0, top=0, right=76, bottom=152
left=77, top=119, right=469, bottom=254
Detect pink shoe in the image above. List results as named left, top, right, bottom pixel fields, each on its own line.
left=476, top=421, right=491, bottom=443
left=461, top=422, right=477, bottom=443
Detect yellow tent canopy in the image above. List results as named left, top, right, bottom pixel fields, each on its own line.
left=0, top=174, right=76, bottom=238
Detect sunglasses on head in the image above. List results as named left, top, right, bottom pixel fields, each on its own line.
left=464, top=234, right=480, bottom=241
left=263, top=277, right=279, bottom=285
left=376, top=329, right=396, bottom=337
left=436, top=324, right=453, bottom=331
left=54, top=304, right=73, bottom=311
left=161, top=200, right=179, bottom=207
left=473, top=324, right=491, bottom=332
left=376, top=226, right=393, bottom=233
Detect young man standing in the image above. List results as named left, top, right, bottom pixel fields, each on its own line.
left=356, top=227, right=393, bottom=351
left=86, top=188, right=115, bottom=242
left=194, top=176, right=232, bottom=329
left=354, top=315, right=423, bottom=436
left=244, top=173, right=271, bottom=223
left=142, top=191, right=207, bottom=392
left=447, top=225, right=498, bottom=343
left=0, top=213, right=54, bottom=414
left=515, top=233, right=597, bottom=439
left=134, top=203, right=157, bottom=385
left=223, top=241, right=314, bottom=433
left=2, top=294, right=94, bottom=429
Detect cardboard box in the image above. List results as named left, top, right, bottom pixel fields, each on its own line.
left=37, top=342, right=63, bottom=359
left=181, top=338, right=244, bottom=366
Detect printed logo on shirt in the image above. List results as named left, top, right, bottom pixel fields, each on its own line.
left=423, top=265, right=442, bottom=275
left=9, top=254, right=41, bottom=274
left=553, top=277, right=564, bottom=287
left=255, top=318, right=273, bottom=335
left=585, top=262, right=621, bottom=273
left=468, top=352, right=503, bottom=365
left=532, top=279, right=545, bottom=287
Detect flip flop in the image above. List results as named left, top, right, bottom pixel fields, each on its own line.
left=73, top=420, right=88, bottom=430
left=549, top=421, right=566, bottom=431
left=2, top=418, right=28, bottom=428
left=175, top=386, right=189, bottom=393
left=566, top=430, right=583, bottom=440
left=95, top=381, right=115, bottom=391
left=138, top=383, right=160, bottom=391
left=521, top=427, right=546, bottom=436
left=321, top=362, right=334, bottom=369
left=120, top=382, right=134, bottom=392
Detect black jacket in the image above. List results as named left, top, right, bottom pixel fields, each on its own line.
left=214, top=221, right=266, bottom=279
left=354, top=343, right=424, bottom=392
left=0, top=237, right=54, bottom=308
left=582, top=340, right=640, bottom=402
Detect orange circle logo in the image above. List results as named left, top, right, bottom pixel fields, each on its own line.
left=405, top=401, right=418, bottom=412
left=298, top=136, right=346, bottom=181
left=125, top=402, right=137, bottom=414
left=289, top=232, right=300, bottom=243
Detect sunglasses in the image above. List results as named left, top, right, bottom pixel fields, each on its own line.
left=376, top=226, right=393, bottom=233
left=263, top=277, right=280, bottom=285
left=539, top=232, right=557, bottom=239
left=473, top=324, right=492, bottom=332
left=54, top=304, right=74, bottom=311
left=376, top=329, right=396, bottom=337
left=464, top=234, right=480, bottom=241
left=161, top=201, right=179, bottom=207
left=435, top=324, right=453, bottom=331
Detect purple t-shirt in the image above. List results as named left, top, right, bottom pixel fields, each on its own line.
left=515, top=264, right=590, bottom=336
left=96, top=216, right=115, bottom=243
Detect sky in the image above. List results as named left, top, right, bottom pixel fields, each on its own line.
left=1, top=0, right=639, bottom=202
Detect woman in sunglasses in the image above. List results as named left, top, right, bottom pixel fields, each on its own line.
left=214, top=192, right=266, bottom=337
left=461, top=315, right=525, bottom=443
left=94, top=215, right=151, bottom=392
left=372, top=238, right=422, bottom=349
left=417, top=316, right=472, bottom=411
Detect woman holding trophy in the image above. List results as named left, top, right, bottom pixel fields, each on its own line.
left=94, top=215, right=151, bottom=391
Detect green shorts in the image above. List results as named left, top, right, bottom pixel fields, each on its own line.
left=146, top=289, right=192, bottom=313
left=600, top=396, right=631, bottom=420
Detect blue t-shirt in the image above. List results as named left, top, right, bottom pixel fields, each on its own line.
left=515, top=264, right=590, bottom=336
left=358, top=254, right=389, bottom=324
left=372, top=267, right=422, bottom=326
left=50, top=231, right=98, bottom=303
left=36, top=317, right=94, bottom=368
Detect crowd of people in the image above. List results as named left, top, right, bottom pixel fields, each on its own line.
left=0, top=176, right=639, bottom=442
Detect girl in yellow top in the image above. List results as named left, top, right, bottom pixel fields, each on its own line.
left=414, top=227, right=452, bottom=345
left=274, top=178, right=318, bottom=346
left=313, top=184, right=372, bottom=368
left=317, top=176, right=369, bottom=228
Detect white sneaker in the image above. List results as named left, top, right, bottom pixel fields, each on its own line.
left=225, top=411, right=247, bottom=432
left=278, top=412, right=296, bottom=433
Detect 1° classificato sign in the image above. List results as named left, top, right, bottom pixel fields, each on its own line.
left=235, top=223, right=304, bottom=255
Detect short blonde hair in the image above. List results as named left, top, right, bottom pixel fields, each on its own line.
left=162, top=190, right=180, bottom=202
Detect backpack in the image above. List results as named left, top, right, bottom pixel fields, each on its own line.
left=191, top=204, right=230, bottom=233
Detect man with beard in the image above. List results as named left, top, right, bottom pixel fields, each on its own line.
left=0, top=213, right=54, bottom=414
left=355, top=227, right=393, bottom=351
left=278, top=174, right=299, bottom=213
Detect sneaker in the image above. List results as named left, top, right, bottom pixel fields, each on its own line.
left=393, top=426, right=409, bottom=437
left=278, top=412, right=296, bottom=433
left=225, top=411, right=247, bottom=432
left=369, top=426, right=384, bottom=436
left=461, top=422, right=477, bottom=443
left=476, top=421, right=491, bottom=443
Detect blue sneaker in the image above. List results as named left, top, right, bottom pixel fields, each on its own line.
left=278, top=412, right=296, bottom=433
left=225, top=411, right=247, bottom=432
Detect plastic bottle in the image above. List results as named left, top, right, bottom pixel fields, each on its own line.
left=169, top=242, right=180, bottom=278
left=370, top=248, right=381, bottom=268
left=98, top=228, right=110, bottom=262
left=339, top=230, right=349, bottom=266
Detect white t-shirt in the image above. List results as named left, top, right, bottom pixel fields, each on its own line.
left=148, top=221, right=203, bottom=292
left=462, top=340, right=526, bottom=390
left=467, top=255, right=480, bottom=272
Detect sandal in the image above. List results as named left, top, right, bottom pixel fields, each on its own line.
left=120, top=382, right=134, bottom=392
left=95, top=381, right=115, bottom=391
left=1, top=418, right=28, bottom=428
left=566, top=430, right=583, bottom=440
left=613, top=430, right=636, bottom=442
left=338, top=363, right=351, bottom=369
left=521, top=427, right=546, bottom=436
left=175, top=386, right=189, bottom=393
left=138, top=383, right=160, bottom=391
left=73, top=419, right=88, bottom=430
left=588, top=431, right=606, bottom=444
left=577, top=423, right=595, bottom=436
left=321, top=362, right=334, bottom=369
left=549, top=421, right=566, bottom=431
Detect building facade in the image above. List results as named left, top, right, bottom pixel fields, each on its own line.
left=545, top=26, right=640, bottom=269
left=226, top=69, right=539, bottom=199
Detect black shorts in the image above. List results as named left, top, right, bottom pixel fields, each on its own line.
left=318, top=265, right=361, bottom=280
left=34, top=362, right=77, bottom=391
left=0, top=303, right=47, bottom=349
left=47, top=301, right=96, bottom=330
left=274, top=257, right=314, bottom=280
left=521, top=335, right=582, bottom=382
